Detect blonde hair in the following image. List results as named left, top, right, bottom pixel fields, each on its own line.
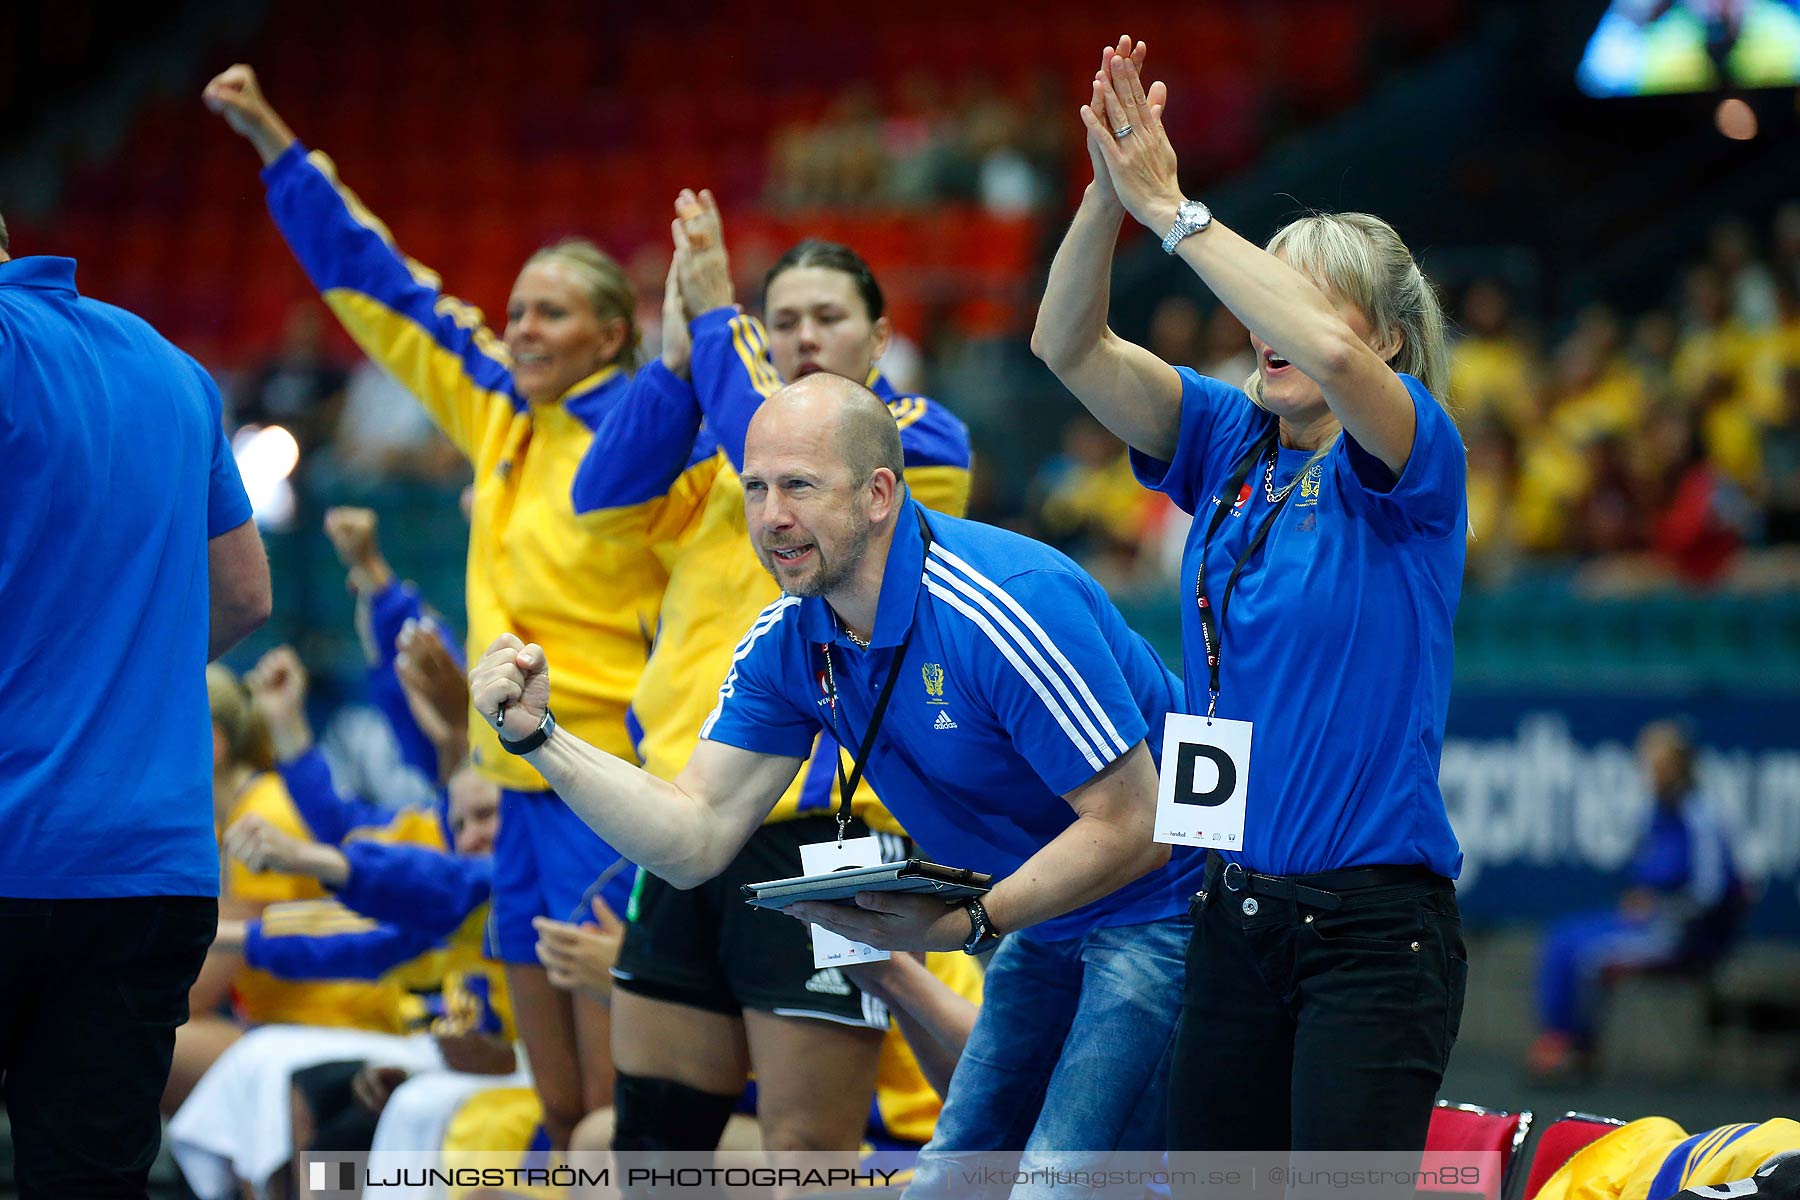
left=1246, top=212, right=1452, bottom=470
left=522, top=238, right=642, bottom=369
left=206, top=664, right=274, bottom=772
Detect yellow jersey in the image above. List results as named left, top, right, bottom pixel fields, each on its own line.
left=223, top=773, right=415, bottom=1031
left=260, top=142, right=713, bottom=790
left=1532, top=1116, right=1800, bottom=1200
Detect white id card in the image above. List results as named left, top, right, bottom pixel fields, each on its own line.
left=799, top=836, right=891, bottom=968
left=1154, top=712, right=1252, bottom=848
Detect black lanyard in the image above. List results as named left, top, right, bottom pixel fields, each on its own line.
left=1194, top=421, right=1295, bottom=716
left=819, top=506, right=933, bottom=843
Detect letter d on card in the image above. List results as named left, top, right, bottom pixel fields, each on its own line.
left=799, top=837, right=891, bottom=968
left=1154, top=713, right=1251, bottom=848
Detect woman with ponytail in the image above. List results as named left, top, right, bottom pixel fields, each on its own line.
left=1033, top=37, right=1468, bottom=1160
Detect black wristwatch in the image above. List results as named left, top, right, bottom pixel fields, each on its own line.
left=962, top=897, right=1001, bottom=956
left=498, top=708, right=556, bottom=755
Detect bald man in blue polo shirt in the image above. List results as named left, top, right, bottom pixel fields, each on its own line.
left=473, top=371, right=1204, bottom=1192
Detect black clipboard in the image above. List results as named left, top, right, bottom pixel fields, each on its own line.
left=741, top=858, right=992, bottom=910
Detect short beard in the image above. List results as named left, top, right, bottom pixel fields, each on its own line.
left=778, top=510, right=871, bottom=599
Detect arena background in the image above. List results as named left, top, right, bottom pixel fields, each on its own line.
left=3, top=0, right=1797, bottom=1188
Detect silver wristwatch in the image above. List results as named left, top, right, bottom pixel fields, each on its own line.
left=1160, top=199, right=1213, bottom=254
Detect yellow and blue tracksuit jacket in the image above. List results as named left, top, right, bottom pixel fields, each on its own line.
left=224, top=773, right=433, bottom=1031
left=259, top=142, right=715, bottom=790
left=1532, top=1116, right=1800, bottom=1200
left=246, top=843, right=511, bottom=1040
left=365, top=577, right=459, bottom=785
left=277, top=745, right=446, bottom=853
left=571, top=306, right=971, bottom=830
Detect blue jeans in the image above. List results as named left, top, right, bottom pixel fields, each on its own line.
left=906, top=917, right=1188, bottom=1199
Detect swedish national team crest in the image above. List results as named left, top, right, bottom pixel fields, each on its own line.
left=922, top=663, right=947, bottom=704
left=1295, top=462, right=1324, bottom=507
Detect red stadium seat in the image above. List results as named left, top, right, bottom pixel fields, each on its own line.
left=1424, top=1101, right=1532, bottom=1200
left=1509, top=1112, right=1629, bottom=1200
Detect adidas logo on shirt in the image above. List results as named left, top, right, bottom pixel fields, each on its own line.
left=933, top=710, right=958, bottom=730
left=804, top=968, right=852, bottom=996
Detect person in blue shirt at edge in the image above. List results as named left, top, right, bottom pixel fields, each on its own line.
left=474, top=371, right=1206, bottom=1198
left=0, top=212, right=271, bottom=1199
left=204, top=64, right=720, bottom=1151
left=1032, top=38, right=1469, bottom=1164
left=1526, top=719, right=1748, bottom=1082
left=569, top=191, right=974, bottom=1167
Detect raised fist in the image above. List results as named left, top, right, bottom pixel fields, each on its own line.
left=245, top=645, right=308, bottom=728
left=202, top=64, right=296, bottom=165
left=469, top=633, right=552, bottom=742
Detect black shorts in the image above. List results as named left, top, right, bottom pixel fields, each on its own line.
left=612, top=816, right=908, bottom=1030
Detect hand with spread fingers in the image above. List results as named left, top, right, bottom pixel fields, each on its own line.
left=1081, top=39, right=1180, bottom=238
left=786, top=892, right=968, bottom=954
left=672, top=188, right=734, bottom=315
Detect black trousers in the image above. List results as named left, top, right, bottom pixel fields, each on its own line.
left=1166, top=858, right=1466, bottom=1155
left=0, top=895, right=216, bottom=1199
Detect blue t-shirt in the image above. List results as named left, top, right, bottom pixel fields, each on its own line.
left=0, top=257, right=253, bottom=898
left=698, top=497, right=1203, bottom=939
left=1131, top=367, right=1466, bottom=878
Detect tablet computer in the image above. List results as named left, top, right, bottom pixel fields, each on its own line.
left=741, top=858, right=992, bottom=910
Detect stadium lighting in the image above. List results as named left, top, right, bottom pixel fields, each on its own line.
left=232, top=423, right=299, bottom=529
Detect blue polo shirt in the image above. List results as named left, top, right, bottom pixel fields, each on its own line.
left=698, top=497, right=1203, bottom=939
left=1132, top=367, right=1466, bottom=879
left=0, top=256, right=252, bottom=898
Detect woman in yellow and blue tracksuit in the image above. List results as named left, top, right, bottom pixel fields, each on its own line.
left=205, top=64, right=717, bottom=1148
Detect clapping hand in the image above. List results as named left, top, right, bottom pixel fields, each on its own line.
left=395, top=617, right=471, bottom=780
left=672, top=188, right=734, bottom=315
left=1084, top=36, right=1149, bottom=209
left=1080, top=37, right=1180, bottom=236
left=660, top=255, right=692, bottom=378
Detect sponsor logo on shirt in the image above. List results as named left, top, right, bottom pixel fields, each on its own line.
left=933, top=710, right=959, bottom=731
